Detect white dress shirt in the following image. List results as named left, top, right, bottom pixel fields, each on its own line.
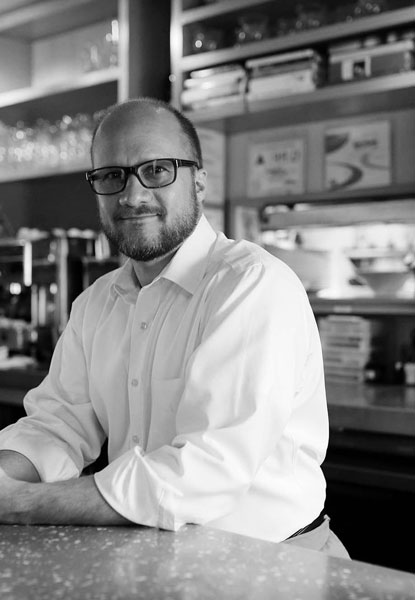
left=0, top=215, right=328, bottom=542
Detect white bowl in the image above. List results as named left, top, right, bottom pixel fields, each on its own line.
left=358, top=269, right=412, bottom=296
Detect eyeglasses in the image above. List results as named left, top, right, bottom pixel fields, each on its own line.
left=85, top=158, right=199, bottom=196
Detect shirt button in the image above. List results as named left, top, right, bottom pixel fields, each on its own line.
left=132, top=435, right=139, bottom=444
left=131, top=378, right=139, bottom=387
left=140, top=322, right=148, bottom=330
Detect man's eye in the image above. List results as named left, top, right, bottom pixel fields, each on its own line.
left=149, top=164, right=165, bottom=173
left=142, top=165, right=165, bottom=178
left=103, top=170, right=123, bottom=181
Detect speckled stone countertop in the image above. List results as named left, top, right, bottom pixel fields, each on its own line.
left=0, top=524, right=414, bottom=600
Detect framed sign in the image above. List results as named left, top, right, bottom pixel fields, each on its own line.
left=324, top=120, right=392, bottom=191
left=248, top=138, right=305, bottom=197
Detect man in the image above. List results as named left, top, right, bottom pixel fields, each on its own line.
left=0, top=98, right=348, bottom=557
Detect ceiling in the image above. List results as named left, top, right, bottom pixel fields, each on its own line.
left=0, top=0, right=40, bottom=16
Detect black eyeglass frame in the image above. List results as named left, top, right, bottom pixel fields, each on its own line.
left=85, top=158, right=199, bottom=195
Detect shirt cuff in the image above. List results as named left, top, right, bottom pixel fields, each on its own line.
left=94, top=446, right=182, bottom=531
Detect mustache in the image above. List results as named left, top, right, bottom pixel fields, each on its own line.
left=114, top=206, right=165, bottom=220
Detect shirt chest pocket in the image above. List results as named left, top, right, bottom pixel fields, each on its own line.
left=147, top=377, right=184, bottom=452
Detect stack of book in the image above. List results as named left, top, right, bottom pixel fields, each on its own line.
left=245, top=48, right=324, bottom=102
left=318, top=315, right=381, bottom=384
left=181, top=63, right=247, bottom=111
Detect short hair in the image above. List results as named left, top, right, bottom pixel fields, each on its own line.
left=91, top=97, right=203, bottom=168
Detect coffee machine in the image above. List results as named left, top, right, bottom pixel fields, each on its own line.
left=0, top=229, right=119, bottom=367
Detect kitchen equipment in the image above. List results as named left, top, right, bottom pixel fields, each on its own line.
left=346, top=247, right=414, bottom=295
left=357, top=269, right=412, bottom=295
left=328, top=38, right=415, bottom=84
left=0, top=229, right=119, bottom=366
left=264, top=244, right=332, bottom=292
left=346, top=247, right=409, bottom=271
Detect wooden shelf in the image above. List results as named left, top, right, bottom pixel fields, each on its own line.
left=181, top=0, right=275, bottom=24
left=0, top=161, right=89, bottom=185
left=310, top=296, right=415, bottom=316
left=185, top=71, right=415, bottom=127
left=0, top=0, right=117, bottom=40
left=0, top=67, right=120, bottom=111
left=180, top=6, right=415, bottom=69
left=252, top=191, right=415, bottom=218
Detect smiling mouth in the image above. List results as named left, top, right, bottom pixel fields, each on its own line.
left=117, top=213, right=162, bottom=221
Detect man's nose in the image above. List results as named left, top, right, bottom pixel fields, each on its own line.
left=118, top=173, right=152, bottom=206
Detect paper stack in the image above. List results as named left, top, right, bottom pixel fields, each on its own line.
left=245, top=48, right=324, bottom=102
left=181, top=63, right=247, bottom=111
left=318, top=315, right=381, bottom=383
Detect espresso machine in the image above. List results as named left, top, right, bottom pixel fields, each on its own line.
left=0, top=229, right=119, bottom=367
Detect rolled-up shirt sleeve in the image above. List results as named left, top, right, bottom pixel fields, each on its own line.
left=0, top=316, right=106, bottom=482
left=94, top=258, right=325, bottom=531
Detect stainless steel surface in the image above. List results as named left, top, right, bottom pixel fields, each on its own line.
left=327, top=381, right=415, bottom=436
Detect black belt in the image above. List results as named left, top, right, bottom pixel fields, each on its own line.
left=287, top=510, right=326, bottom=539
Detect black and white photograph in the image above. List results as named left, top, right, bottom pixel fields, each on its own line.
left=0, top=1, right=414, bottom=598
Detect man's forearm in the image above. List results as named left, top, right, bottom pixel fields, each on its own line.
left=1, top=474, right=132, bottom=526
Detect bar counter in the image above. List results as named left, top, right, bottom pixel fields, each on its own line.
left=0, top=524, right=414, bottom=599
left=326, top=381, right=415, bottom=436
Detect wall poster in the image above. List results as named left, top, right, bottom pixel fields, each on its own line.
left=247, top=137, right=305, bottom=197
left=324, top=120, right=392, bottom=191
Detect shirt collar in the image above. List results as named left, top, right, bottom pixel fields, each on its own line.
left=159, top=214, right=218, bottom=294
left=111, top=214, right=218, bottom=299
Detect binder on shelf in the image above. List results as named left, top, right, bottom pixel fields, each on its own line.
left=189, top=63, right=245, bottom=79
left=244, top=47, right=324, bottom=103
left=181, top=78, right=246, bottom=105
left=247, top=69, right=317, bottom=99
left=183, top=67, right=246, bottom=88
left=183, top=93, right=245, bottom=114
left=182, top=63, right=247, bottom=111
left=245, top=48, right=320, bottom=71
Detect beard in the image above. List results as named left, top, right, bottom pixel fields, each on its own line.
left=99, top=187, right=201, bottom=262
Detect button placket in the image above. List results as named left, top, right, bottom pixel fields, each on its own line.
left=127, top=286, right=159, bottom=451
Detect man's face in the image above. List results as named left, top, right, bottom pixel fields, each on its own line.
left=92, top=106, right=206, bottom=262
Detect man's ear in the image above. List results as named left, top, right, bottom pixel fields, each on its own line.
left=195, top=168, right=207, bottom=204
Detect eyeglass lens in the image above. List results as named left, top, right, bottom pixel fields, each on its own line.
left=90, top=159, right=178, bottom=194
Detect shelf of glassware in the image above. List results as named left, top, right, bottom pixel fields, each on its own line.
left=178, top=5, right=415, bottom=71
left=0, top=0, right=117, bottom=39
left=0, top=68, right=121, bottom=185
left=0, top=161, right=91, bottom=185
left=0, top=67, right=119, bottom=113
